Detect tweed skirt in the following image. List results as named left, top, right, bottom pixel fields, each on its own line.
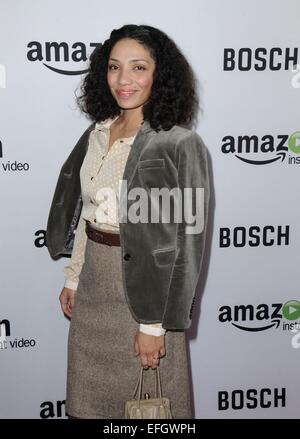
left=66, top=233, right=192, bottom=419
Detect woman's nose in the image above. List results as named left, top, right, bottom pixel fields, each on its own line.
left=117, top=69, right=132, bottom=85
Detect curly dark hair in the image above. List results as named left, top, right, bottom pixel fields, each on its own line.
left=76, top=24, right=199, bottom=131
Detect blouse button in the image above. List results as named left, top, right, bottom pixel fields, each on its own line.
left=90, top=177, right=94, bottom=181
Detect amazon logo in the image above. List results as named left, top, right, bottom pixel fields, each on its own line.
left=219, top=301, right=300, bottom=332
left=221, top=131, right=300, bottom=165
left=27, top=41, right=101, bottom=75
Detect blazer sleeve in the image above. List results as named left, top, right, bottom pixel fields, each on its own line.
left=63, top=212, right=87, bottom=290
left=46, top=123, right=94, bottom=258
left=161, top=131, right=210, bottom=330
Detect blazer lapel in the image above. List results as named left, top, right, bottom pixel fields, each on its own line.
left=119, top=120, right=158, bottom=207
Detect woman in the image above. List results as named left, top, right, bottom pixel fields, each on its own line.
left=46, top=24, right=210, bottom=419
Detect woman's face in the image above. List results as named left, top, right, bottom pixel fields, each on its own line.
left=107, top=38, right=156, bottom=111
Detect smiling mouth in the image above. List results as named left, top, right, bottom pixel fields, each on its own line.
left=117, top=90, right=137, bottom=98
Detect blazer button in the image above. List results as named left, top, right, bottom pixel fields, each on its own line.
left=123, top=253, right=131, bottom=261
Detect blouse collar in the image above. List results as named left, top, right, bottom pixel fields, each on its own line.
left=94, top=115, right=119, bottom=132
left=94, top=115, right=147, bottom=144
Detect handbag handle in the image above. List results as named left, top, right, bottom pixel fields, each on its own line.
left=132, top=366, right=164, bottom=406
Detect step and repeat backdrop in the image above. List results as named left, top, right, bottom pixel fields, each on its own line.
left=1, top=0, right=299, bottom=419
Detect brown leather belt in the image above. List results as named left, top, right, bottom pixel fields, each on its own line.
left=85, top=221, right=120, bottom=246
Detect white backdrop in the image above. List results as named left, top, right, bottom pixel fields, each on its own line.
left=1, top=0, right=299, bottom=419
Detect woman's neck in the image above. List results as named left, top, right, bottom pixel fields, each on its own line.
left=117, top=108, right=144, bottom=130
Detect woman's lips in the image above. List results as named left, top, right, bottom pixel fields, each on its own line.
left=116, top=90, right=137, bottom=98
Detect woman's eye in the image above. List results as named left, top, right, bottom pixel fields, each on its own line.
left=108, top=64, right=118, bottom=70
left=108, top=64, right=146, bottom=71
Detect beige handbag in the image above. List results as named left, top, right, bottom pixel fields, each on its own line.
left=124, top=366, right=173, bottom=419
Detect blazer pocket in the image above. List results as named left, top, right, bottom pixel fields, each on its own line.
left=138, top=158, right=165, bottom=170
left=152, top=246, right=176, bottom=267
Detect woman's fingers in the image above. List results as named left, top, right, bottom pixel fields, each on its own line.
left=150, top=354, right=160, bottom=369
left=59, top=297, right=69, bottom=316
left=67, top=294, right=75, bottom=317
left=63, top=301, right=71, bottom=318
left=59, top=288, right=76, bottom=318
left=66, top=301, right=73, bottom=318
left=141, top=354, right=160, bottom=369
left=134, top=331, right=165, bottom=369
left=141, top=353, right=149, bottom=369
left=159, top=346, right=166, bottom=357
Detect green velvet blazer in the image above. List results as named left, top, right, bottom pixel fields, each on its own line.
left=46, top=120, right=210, bottom=330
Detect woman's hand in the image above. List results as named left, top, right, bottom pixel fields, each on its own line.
left=59, top=287, right=76, bottom=318
left=134, top=330, right=166, bottom=369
